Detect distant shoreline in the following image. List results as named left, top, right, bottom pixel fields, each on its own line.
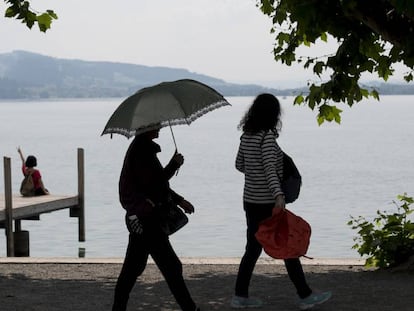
left=1, top=93, right=414, bottom=103
left=0, top=257, right=364, bottom=265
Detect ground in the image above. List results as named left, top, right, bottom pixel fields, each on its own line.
left=0, top=262, right=413, bottom=311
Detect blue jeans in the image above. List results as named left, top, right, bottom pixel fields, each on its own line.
left=234, top=202, right=312, bottom=299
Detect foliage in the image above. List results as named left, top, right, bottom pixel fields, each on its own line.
left=3, top=0, right=57, bottom=32
left=257, top=0, right=414, bottom=124
left=348, top=194, right=414, bottom=268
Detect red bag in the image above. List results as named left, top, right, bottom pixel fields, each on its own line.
left=255, top=208, right=311, bottom=259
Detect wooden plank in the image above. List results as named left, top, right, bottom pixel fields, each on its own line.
left=1, top=148, right=85, bottom=257
left=0, top=195, right=79, bottom=221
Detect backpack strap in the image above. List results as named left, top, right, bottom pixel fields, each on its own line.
left=25, top=170, right=34, bottom=177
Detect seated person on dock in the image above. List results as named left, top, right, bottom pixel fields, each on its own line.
left=17, top=147, right=49, bottom=196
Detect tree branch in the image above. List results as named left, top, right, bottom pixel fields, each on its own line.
left=342, top=0, right=414, bottom=52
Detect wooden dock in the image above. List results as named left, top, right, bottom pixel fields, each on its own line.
left=0, top=148, right=85, bottom=257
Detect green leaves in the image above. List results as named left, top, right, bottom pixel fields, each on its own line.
left=36, top=12, right=56, bottom=32
left=3, top=0, right=58, bottom=32
left=313, top=61, right=325, bottom=76
left=317, top=104, right=342, bottom=125
left=293, top=94, right=304, bottom=105
left=256, top=0, right=414, bottom=124
left=404, top=72, right=413, bottom=82
left=348, top=194, right=414, bottom=268
left=258, top=0, right=276, bottom=15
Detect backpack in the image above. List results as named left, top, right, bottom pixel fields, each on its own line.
left=279, top=152, right=302, bottom=204
left=20, top=172, right=35, bottom=197
left=259, top=132, right=302, bottom=203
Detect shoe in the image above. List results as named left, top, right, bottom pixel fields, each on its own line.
left=230, top=295, right=263, bottom=308
left=299, top=291, right=332, bottom=310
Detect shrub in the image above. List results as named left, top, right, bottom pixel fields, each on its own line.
left=348, top=194, right=414, bottom=268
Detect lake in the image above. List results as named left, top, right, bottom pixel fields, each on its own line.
left=0, top=95, right=413, bottom=259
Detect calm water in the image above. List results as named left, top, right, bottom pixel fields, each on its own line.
left=0, top=96, right=413, bottom=259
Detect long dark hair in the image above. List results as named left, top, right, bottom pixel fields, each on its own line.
left=238, top=93, right=282, bottom=134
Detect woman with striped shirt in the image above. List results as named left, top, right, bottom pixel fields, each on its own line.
left=231, top=94, right=331, bottom=310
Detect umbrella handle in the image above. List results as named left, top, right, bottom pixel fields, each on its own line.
left=168, top=121, right=178, bottom=151
left=174, top=148, right=180, bottom=176
left=168, top=121, right=180, bottom=175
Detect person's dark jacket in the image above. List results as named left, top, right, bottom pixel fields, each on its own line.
left=119, top=134, right=183, bottom=219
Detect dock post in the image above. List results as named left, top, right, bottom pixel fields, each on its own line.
left=3, top=157, right=14, bottom=257
left=77, top=148, right=85, bottom=242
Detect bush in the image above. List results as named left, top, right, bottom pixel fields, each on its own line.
left=348, top=194, right=414, bottom=268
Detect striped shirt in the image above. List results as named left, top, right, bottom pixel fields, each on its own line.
left=235, top=130, right=284, bottom=204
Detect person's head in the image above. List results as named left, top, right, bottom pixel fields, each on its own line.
left=145, top=128, right=160, bottom=140
left=136, top=123, right=162, bottom=140
left=25, top=155, right=37, bottom=168
left=238, top=93, right=282, bottom=134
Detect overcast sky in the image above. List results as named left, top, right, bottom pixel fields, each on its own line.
left=0, top=0, right=407, bottom=88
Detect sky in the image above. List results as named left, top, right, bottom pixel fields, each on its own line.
left=0, top=0, right=408, bottom=88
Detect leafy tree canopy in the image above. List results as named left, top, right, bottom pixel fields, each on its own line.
left=258, top=0, right=414, bottom=124
left=3, top=0, right=57, bottom=32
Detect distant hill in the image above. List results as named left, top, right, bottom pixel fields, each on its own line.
left=0, top=51, right=289, bottom=99
left=362, top=81, right=414, bottom=95
left=1, top=51, right=413, bottom=99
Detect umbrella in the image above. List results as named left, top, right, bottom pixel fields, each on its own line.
left=101, top=79, right=230, bottom=148
left=255, top=208, right=311, bottom=259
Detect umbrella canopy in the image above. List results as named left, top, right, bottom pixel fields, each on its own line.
left=101, top=79, right=230, bottom=139
left=255, top=208, right=311, bottom=259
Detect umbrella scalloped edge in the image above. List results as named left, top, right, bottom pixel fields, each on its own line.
left=102, top=99, right=230, bottom=138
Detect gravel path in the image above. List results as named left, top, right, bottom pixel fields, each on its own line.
left=0, top=262, right=413, bottom=311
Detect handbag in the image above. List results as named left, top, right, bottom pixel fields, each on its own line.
left=158, top=203, right=188, bottom=235
left=255, top=208, right=311, bottom=259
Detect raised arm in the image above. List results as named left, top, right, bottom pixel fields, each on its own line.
left=17, top=146, right=25, bottom=164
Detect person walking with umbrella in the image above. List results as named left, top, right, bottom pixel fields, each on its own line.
left=112, top=126, right=200, bottom=311
left=104, top=79, right=229, bottom=311
left=231, top=94, right=331, bottom=310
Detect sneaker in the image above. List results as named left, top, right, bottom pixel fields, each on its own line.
left=299, top=291, right=332, bottom=310
left=230, top=295, right=263, bottom=308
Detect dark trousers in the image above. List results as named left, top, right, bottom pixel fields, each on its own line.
left=112, top=225, right=196, bottom=311
left=234, top=202, right=312, bottom=299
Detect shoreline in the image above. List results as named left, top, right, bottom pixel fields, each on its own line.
left=0, top=256, right=364, bottom=265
